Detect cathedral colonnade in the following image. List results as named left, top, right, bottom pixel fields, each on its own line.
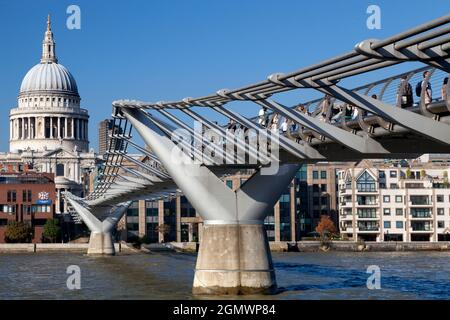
left=10, top=115, right=88, bottom=141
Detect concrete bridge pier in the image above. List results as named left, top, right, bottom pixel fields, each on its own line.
left=87, top=231, right=116, bottom=255
left=193, top=223, right=275, bottom=295
left=121, top=107, right=300, bottom=294
left=66, top=196, right=131, bottom=255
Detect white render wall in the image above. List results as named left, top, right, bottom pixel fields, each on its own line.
left=338, top=165, right=450, bottom=242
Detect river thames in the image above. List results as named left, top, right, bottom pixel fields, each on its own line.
left=0, top=251, right=449, bottom=299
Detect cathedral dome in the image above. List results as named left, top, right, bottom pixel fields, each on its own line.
left=20, top=62, right=78, bottom=95
left=19, top=14, right=79, bottom=97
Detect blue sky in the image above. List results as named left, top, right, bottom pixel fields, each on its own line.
left=0, top=0, right=449, bottom=151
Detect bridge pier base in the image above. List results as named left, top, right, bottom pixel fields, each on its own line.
left=87, top=231, right=115, bottom=255
left=65, top=195, right=131, bottom=256
left=193, top=223, right=275, bottom=295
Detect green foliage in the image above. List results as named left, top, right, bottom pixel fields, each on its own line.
left=43, top=219, right=61, bottom=243
left=5, top=221, right=33, bottom=243
left=420, top=169, right=426, bottom=179
left=405, top=169, right=412, bottom=179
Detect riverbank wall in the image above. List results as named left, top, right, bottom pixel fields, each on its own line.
left=0, top=242, right=135, bottom=253
left=169, top=241, right=450, bottom=253
left=1, top=241, right=449, bottom=253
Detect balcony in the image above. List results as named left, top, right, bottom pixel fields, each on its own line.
left=409, top=196, right=432, bottom=207
left=357, top=227, right=380, bottom=232
left=357, top=214, right=379, bottom=220
left=356, top=189, right=378, bottom=194
left=410, top=214, right=433, bottom=219
left=340, top=201, right=352, bottom=208
left=356, top=201, right=379, bottom=207
left=411, top=222, right=433, bottom=232
left=411, top=227, right=433, bottom=232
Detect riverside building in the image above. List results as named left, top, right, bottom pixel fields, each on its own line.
left=0, top=171, right=55, bottom=243
left=338, top=160, right=450, bottom=242
left=123, top=163, right=347, bottom=243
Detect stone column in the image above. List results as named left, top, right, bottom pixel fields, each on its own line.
left=21, top=118, right=24, bottom=139
left=50, top=117, right=53, bottom=138
left=138, top=200, right=146, bottom=238
left=198, top=222, right=203, bottom=243
left=57, top=117, right=61, bottom=138
left=188, top=223, right=194, bottom=242
left=274, top=202, right=280, bottom=242
left=158, top=200, right=164, bottom=243
left=64, top=117, right=68, bottom=138
left=290, top=181, right=296, bottom=242
left=176, top=196, right=181, bottom=242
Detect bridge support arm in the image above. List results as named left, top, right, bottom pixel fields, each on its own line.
left=67, top=197, right=131, bottom=255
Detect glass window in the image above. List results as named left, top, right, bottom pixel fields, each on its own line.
left=383, top=208, right=391, bottom=216
left=437, top=195, right=444, bottom=202
left=56, top=164, right=64, bottom=177
left=395, top=195, right=402, bottom=203
left=356, top=171, right=376, bottom=192
left=396, top=208, right=403, bottom=216
left=379, top=171, right=385, bottom=178
left=312, top=171, right=319, bottom=179
left=357, top=208, right=377, bottom=218
left=384, top=221, right=391, bottom=229
left=411, top=208, right=431, bottom=218
left=390, top=170, right=397, bottom=178
left=320, top=171, right=327, bottom=179
left=321, top=184, right=327, bottom=192
left=396, top=221, right=403, bottom=229
left=383, top=195, right=390, bottom=203
left=438, top=221, right=445, bottom=228
left=226, top=180, right=233, bottom=189
left=437, top=208, right=444, bottom=215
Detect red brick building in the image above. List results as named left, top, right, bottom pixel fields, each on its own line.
left=0, top=172, right=55, bottom=243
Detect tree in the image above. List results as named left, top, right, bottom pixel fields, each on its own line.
left=5, top=221, right=33, bottom=243
left=43, top=219, right=61, bottom=243
left=315, top=215, right=337, bottom=239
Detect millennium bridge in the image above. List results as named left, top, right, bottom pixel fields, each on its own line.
left=66, top=14, right=450, bottom=295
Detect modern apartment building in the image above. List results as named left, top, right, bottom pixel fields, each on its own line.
left=124, top=163, right=346, bottom=243
left=338, top=160, right=450, bottom=242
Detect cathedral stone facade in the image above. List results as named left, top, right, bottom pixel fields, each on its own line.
left=1, top=16, right=98, bottom=222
